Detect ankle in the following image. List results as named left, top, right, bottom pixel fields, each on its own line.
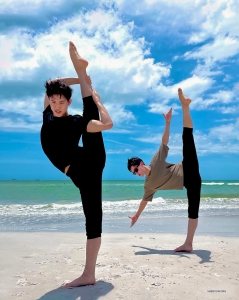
left=82, top=269, right=95, bottom=278
left=78, top=73, right=89, bottom=85
left=184, top=240, right=193, bottom=246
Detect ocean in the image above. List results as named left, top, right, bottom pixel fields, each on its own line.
left=1, top=180, right=239, bottom=235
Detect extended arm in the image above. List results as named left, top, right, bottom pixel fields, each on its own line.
left=49, top=77, right=80, bottom=86
left=86, top=89, right=113, bottom=132
left=50, top=75, right=92, bottom=86
left=162, top=108, right=172, bottom=145
left=128, top=200, right=148, bottom=227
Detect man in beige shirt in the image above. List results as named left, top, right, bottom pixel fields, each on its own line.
left=128, top=88, right=201, bottom=252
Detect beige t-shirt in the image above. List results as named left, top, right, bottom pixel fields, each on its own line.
left=143, top=143, right=184, bottom=201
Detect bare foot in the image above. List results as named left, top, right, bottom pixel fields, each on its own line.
left=178, top=88, right=192, bottom=107
left=63, top=274, right=96, bottom=288
left=69, top=41, right=88, bottom=72
left=174, top=243, right=193, bottom=252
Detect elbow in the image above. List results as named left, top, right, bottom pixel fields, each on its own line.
left=105, top=121, right=113, bottom=130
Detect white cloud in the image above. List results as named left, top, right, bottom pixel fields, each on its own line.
left=148, top=75, right=215, bottom=113
left=106, top=129, right=133, bottom=134
left=188, top=0, right=239, bottom=44
left=0, top=118, right=41, bottom=132
left=148, top=103, right=180, bottom=114
left=107, top=0, right=205, bottom=40
left=0, top=9, right=170, bottom=93
left=110, top=0, right=239, bottom=88
left=105, top=138, right=133, bottom=147
left=1, top=0, right=239, bottom=133
left=0, top=96, right=136, bottom=132
left=192, top=89, right=236, bottom=111
left=184, top=37, right=239, bottom=63
left=0, top=97, right=43, bottom=122
left=107, top=148, right=131, bottom=154
left=0, top=7, right=171, bottom=130
left=105, top=103, right=135, bottom=124
left=0, top=38, right=14, bottom=71
left=0, top=0, right=77, bottom=14
left=111, top=0, right=238, bottom=46
left=223, top=74, right=232, bottom=82
left=209, top=119, right=239, bottom=142
left=133, top=119, right=239, bottom=155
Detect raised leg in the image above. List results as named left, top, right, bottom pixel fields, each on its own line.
left=69, top=41, right=92, bottom=98
left=174, top=88, right=201, bottom=252
left=69, top=41, right=105, bottom=162
left=64, top=44, right=106, bottom=287
left=178, top=88, right=192, bottom=128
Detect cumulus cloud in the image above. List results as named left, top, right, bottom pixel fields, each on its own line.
left=148, top=75, right=215, bottom=113
left=133, top=119, right=239, bottom=155
left=0, top=6, right=171, bottom=131
left=191, top=87, right=239, bottom=112
left=0, top=117, right=41, bottom=132
left=0, top=0, right=64, bottom=14
left=111, top=0, right=239, bottom=45
left=1, top=0, right=239, bottom=134
left=188, top=0, right=239, bottom=44
left=184, top=37, right=239, bottom=64
left=110, top=0, right=239, bottom=95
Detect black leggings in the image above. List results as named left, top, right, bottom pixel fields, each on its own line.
left=182, top=127, right=201, bottom=219
left=66, top=96, right=106, bottom=239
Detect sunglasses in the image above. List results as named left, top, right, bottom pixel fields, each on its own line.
left=133, top=166, right=139, bottom=175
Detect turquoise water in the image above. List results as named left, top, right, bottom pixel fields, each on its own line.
left=0, top=180, right=239, bottom=232
left=1, top=180, right=239, bottom=204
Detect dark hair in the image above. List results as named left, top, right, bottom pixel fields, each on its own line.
left=45, top=79, right=73, bottom=100
left=127, top=157, right=144, bottom=172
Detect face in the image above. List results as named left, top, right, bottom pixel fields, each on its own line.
left=130, top=161, right=145, bottom=177
left=49, top=94, right=72, bottom=117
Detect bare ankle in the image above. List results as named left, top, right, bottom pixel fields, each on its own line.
left=82, top=270, right=95, bottom=278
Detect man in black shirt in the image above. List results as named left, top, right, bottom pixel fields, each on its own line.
left=41, top=41, right=113, bottom=287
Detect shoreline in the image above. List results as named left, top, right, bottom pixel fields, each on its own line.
left=1, top=215, right=239, bottom=238
left=1, top=232, right=238, bottom=299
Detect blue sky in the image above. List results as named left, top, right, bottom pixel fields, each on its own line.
left=0, top=0, right=239, bottom=180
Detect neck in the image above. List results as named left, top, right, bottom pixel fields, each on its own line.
left=144, top=165, right=151, bottom=176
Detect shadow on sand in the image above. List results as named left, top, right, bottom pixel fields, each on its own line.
left=132, top=245, right=213, bottom=264
left=37, top=280, right=114, bottom=300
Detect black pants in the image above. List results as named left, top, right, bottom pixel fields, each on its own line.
left=182, top=127, right=201, bottom=219
left=66, top=96, right=106, bottom=239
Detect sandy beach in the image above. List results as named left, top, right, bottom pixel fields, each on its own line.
left=0, top=232, right=238, bottom=300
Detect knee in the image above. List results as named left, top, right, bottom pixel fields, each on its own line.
left=188, top=212, right=199, bottom=219
left=85, top=210, right=102, bottom=239
left=188, top=202, right=200, bottom=219
left=87, top=232, right=102, bottom=239
left=86, top=223, right=102, bottom=239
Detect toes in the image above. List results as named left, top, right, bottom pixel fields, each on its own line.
left=69, top=41, right=76, bottom=51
